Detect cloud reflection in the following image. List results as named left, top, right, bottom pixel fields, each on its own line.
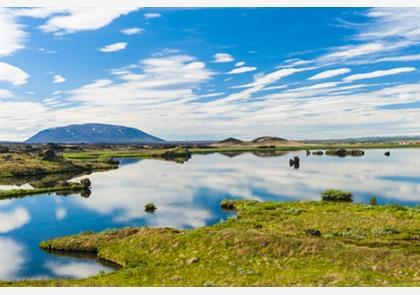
left=72, top=149, right=419, bottom=229
left=0, top=237, right=25, bottom=280
left=0, top=207, right=30, bottom=233
left=44, top=260, right=113, bottom=279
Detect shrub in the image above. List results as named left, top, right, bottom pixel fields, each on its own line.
left=221, top=200, right=235, bottom=210
left=321, top=189, right=353, bottom=202
left=369, top=196, right=378, bottom=206
left=144, top=202, right=157, bottom=214
left=80, top=178, right=91, bottom=188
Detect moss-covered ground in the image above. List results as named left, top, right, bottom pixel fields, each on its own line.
left=2, top=200, right=419, bottom=286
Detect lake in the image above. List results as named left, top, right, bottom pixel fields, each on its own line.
left=0, top=148, right=419, bottom=281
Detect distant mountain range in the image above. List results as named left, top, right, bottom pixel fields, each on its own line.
left=25, top=123, right=164, bottom=144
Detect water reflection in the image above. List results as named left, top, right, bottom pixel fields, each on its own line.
left=74, top=149, right=420, bottom=230
left=0, top=148, right=418, bottom=281
left=44, top=260, right=113, bottom=279
left=0, top=237, right=25, bottom=280
left=0, top=207, right=30, bottom=233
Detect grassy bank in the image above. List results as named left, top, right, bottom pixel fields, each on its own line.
left=0, top=152, right=118, bottom=179
left=0, top=182, right=90, bottom=200
left=62, top=142, right=420, bottom=159
left=3, top=200, right=419, bottom=286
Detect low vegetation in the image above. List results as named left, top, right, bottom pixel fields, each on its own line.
left=144, top=202, right=157, bottom=214
left=2, top=199, right=419, bottom=287
left=321, top=189, right=353, bottom=202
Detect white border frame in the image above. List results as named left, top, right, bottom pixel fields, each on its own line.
left=1, top=0, right=420, bottom=8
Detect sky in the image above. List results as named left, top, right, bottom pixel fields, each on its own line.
left=0, top=7, right=419, bottom=141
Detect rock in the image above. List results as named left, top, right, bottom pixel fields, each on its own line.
left=40, top=148, right=58, bottom=161
left=221, top=200, right=235, bottom=210
left=187, top=257, right=200, bottom=264
left=304, top=229, right=322, bottom=237
left=325, top=148, right=364, bottom=157
left=289, top=156, right=300, bottom=169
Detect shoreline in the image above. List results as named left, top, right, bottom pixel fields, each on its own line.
left=1, top=199, right=419, bottom=287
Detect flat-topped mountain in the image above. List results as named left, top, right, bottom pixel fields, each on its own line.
left=25, top=123, right=164, bottom=144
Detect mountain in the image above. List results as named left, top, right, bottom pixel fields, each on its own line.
left=251, top=136, right=288, bottom=144
left=25, top=123, right=164, bottom=144
left=217, top=137, right=244, bottom=144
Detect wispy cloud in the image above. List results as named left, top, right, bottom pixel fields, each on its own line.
left=0, top=8, right=139, bottom=56
left=99, top=42, right=127, bottom=53
left=0, top=8, right=28, bottom=56
left=376, top=54, right=420, bottom=63
left=308, top=68, right=350, bottom=80
left=52, top=74, right=66, bottom=84
left=228, top=66, right=257, bottom=74
left=121, top=27, right=144, bottom=35
left=213, top=53, right=234, bottom=63
left=343, top=67, right=416, bottom=82
left=144, top=13, right=161, bottom=19
left=19, top=8, right=140, bottom=35
left=0, top=62, right=30, bottom=85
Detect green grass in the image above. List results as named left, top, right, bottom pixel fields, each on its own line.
left=3, top=200, right=419, bottom=287
left=0, top=152, right=117, bottom=179
left=0, top=183, right=87, bottom=200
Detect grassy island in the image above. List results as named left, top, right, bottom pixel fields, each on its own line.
left=0, top=178, right=92, bottom=200
left=2, top=200, right=419, bottom=287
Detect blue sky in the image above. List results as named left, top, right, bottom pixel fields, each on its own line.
left=1, top=7, right=419, bottom=141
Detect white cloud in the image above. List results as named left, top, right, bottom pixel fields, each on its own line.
left=0, top=89, right=13, bottom=98
left=235, top=61, right=245, bottom=67
left=317, top=8, right=420, bottom=65
left=320, top=42, right=387, bottom=62
left=308, top=68, right=351, bottom=80
left=121, top=27, right=144, bottom=35
left=0, top=207, right=30, bottom=233
left=376, top=54, right=420, bottom=63
left=0, top=8, right=28, bottom=56
left=0, top=62, right=30, bottom=86
left=99, top=42, right=127, bottom=53
left=228, top=66, right=257, bottom=74
left=144, top=13, right=161, bottom=19
left=53, top=74, right=66, bottom=84
left=0, top=8, right=138, bottom=56
left=24, top=8, right=139, bottom=35
left=358, top=8, right=420, bottom=43
left=213, top=53, right=234, bottom=63
left=343, top=67, right=416, bottom=82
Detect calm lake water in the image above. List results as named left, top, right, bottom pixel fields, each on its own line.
left=0, top=148, right=419, bottom=281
